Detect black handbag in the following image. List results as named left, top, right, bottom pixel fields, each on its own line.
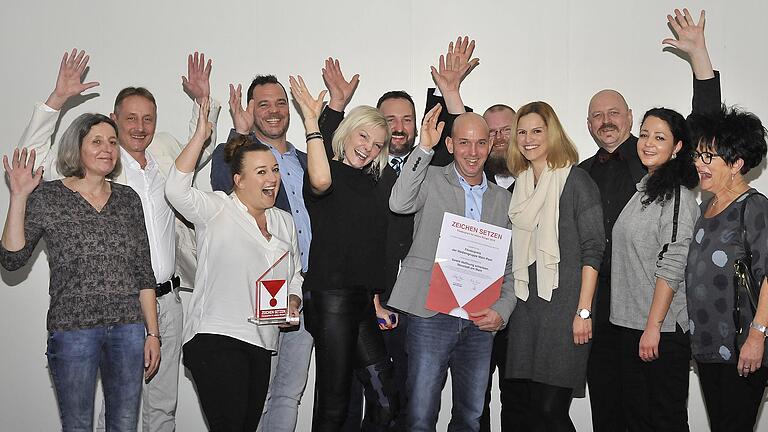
left=733, top=192, right=764, bottom=346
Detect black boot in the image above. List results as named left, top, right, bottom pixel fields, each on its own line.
left=356, top=360, right=399, bottom=432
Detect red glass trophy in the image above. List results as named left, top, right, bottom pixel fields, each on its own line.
left=248, top=251, right=297, bottom=325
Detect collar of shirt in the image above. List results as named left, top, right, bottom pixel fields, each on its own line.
left=120, top=146, right=158, bottom=172
left=454, top=166, right=488, bottom=221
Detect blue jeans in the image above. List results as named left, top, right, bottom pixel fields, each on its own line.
left=407, top=313, right=493, bottom=432
left=257, top=313, right=314, bottom=432
left=46, top=323, right=145, bottom=432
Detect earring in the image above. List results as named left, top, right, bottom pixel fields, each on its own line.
left=671, top=152, right=677, bottom=160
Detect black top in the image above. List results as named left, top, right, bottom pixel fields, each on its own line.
left=580, top=137, right=644, bottom=324
left=0, top=181, right=155, bottom=331
left=303, top=160, right=387, bottom=294
left=318, top=106, right=414, bottom=301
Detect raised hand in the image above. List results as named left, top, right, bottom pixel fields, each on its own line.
left=662, top=9, right=706, bottom=54
left=193, top=97, right=214, bottom=143
left=430, top=36, right=479, bottom=95
left=46, top=48, right=100, bottom=110
left=662, top=9, right=714, bottom=80
left=322, top=57, right=360, bottom=112
left=182, top=51, right=212, bottom=104
left=3, top=148, right=43, bottom=198
left=229, top=83, right=255, bottom=134
left=289, top=75, right=327, bottom=123
left=418, top=104, right=445, bottom=151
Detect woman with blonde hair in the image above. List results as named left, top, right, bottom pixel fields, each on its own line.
left=290, top=76, right=397, bottom=431
left=505, top=101, right=605, bottom=431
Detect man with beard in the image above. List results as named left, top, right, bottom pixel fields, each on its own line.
left=210, top=75, right=314, bottom=432
left=483, top=104, right=516, bottom=191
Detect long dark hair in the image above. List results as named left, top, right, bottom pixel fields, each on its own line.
left=640, top=108, right=698, bottom=205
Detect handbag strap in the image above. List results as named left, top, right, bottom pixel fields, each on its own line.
left=658, top=186, right=681, bottom=262
left=738, top=191, right=763, bottom=261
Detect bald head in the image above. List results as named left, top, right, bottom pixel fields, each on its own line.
left=452, top=112, right=490, bottom=139
left=587, top=89, right=633, bottom=152
left=447, top=112, right=490, bottom=185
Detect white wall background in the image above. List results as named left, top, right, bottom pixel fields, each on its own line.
left=1, top=1, right=767, bottom=430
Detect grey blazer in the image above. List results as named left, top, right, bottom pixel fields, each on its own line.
left=387, top=148, right=516, bottom=323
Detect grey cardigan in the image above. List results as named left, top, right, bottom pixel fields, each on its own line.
left=610, top=175, right=700, bottom=332
left=387, top=147, right=516, bottom=323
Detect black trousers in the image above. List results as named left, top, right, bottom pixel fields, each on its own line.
left=502, top=379, right=576, bottom=432
left=479, top=326, right=521, bottom=431
left=304, top=289, right=394, bottom=432
left=697, top=361, right=768, bottom=432
left=183, top=333, right=271, bottom=432
left=342, top=313, right=408, bottom=432
left=619, top=326, right=691, bottom=432
left=586, top=321, right=627, bottom=432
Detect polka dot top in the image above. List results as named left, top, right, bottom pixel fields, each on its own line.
left=686, top=189, right=768, bottom=365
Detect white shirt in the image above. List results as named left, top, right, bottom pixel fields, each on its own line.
left=120, top=146, right=176, bottom=284
left=165, top=167, right=303, bottom=350
left=495, top=174, right=515, bottom=190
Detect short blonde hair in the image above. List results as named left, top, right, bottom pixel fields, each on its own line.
left=332, top=106, right=391, bottom=178
left=507, top=101, right=579, bottom=176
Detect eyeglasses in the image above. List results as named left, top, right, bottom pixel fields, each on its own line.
left=490, top=127, right=512, bottom=139
left=693, top=151, right=723, bottom=164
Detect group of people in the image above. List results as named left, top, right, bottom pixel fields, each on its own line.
left=2, top=7, right=767, bottom=432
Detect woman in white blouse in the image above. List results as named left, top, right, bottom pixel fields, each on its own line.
left=165, top=99, right=302, bottom=431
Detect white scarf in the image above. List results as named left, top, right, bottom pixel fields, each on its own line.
left=508, top=165, right=572, bottom=301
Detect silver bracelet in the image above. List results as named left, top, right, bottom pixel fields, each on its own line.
left=749, top=321, right=768, bottom=337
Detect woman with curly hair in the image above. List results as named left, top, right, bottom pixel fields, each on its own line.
left=686, top=105, right=768, bottom=432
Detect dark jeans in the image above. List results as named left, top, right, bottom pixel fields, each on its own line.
left=304, top=289, right=395, bottom=432
left=183, top=333, right=272, bottom=432
left=587, top=321, right=627, bottom=432
left=619, top=326, right=691, bottom=432
left=479, top=327, right=520, bottom=432
left=697, top=361, right=768, bottom=432
left=46, top=323, right=145, bottom=432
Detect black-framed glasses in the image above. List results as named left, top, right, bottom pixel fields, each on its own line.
left=693, top=151, right=723, bottom=164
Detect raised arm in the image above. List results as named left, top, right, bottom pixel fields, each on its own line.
left=322, top=57, right=359, bottom=113
left=289, top=75, right=330, bottom=194
left=183, top=51, right=221, bottom=163
left=18, top=49, right=99, bottom=179
left=662, top=9, right=714, bottom=80
left=166, top=99, right=222, bottom=225
left=389, top=104, right=444, bottom=214
left=0, top=149, right=44, bottom=266
left=431, top=36, right=479, bottom=115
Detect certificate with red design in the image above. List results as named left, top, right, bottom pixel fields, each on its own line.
left=425, top=213, right=511, bottom=321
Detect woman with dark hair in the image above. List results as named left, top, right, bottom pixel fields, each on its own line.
left=609, top=107, right=700, bottom=431
left=0, top=113, right=159, bottom=431
left=504, top=100, right=605, bottom=431
left=165, top=100, right=303, bottom=431
left=686, top=105, right=768, bottom=431
left=289, top=75, right=398, bottom=431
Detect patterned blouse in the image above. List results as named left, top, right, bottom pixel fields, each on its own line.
left=0, top=181, right=155, bottom=331
left=686, top=189, right=768, bottom=365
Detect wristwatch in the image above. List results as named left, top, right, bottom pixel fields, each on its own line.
left=750, top=321, right=768, bottom=337
left=576, top=308, right=592, bottom=320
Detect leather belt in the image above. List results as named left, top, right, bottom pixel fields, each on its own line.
left=156, top=275, right=180, bottom=298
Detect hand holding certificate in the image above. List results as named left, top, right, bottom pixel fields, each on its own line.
left=425, top=213, right=511, bottom=323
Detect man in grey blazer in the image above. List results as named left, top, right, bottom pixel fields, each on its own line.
left=388, top=109, right=516, bottom=432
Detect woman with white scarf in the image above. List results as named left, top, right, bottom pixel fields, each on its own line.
left=504, top=101, right=605, bottom=431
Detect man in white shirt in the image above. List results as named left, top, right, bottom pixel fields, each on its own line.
left=17, top=49, right=220, bottom=432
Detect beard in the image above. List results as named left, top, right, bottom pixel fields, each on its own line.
left=485, top=151, right=511, bottom=178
